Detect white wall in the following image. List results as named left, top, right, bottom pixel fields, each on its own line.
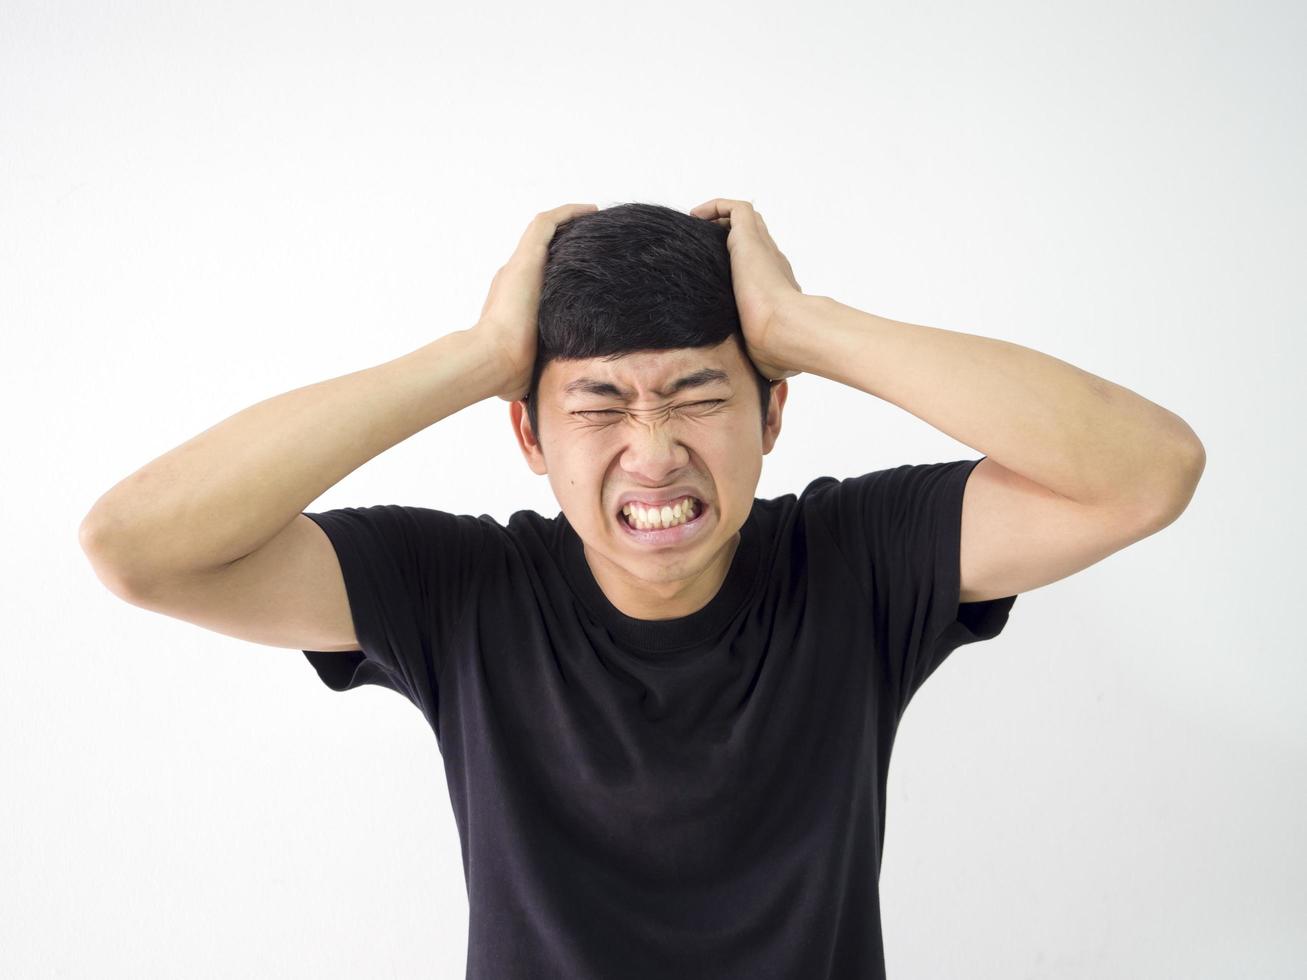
left=4, top=0, right=1302, bottom=976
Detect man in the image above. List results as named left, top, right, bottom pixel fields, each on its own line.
left=78, top=199, right=1205, bottom=979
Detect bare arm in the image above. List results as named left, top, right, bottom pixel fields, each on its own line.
left=77, top=326, right=508, bottom=593
left=769, top=294, right=1204, bottom=513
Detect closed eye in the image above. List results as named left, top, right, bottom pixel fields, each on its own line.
left=577, top=399, right=726, bottom=420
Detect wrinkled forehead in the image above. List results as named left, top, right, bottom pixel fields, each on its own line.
left=544, top=341, right=744, bottom=403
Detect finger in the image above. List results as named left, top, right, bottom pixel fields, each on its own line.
left=551, top=202, right=599, bottom=216
left=689, top=198, right=752, bottom=220
left=535, top=202, right=599, bottom=229
left=520, top=202, right=597, bottom=248
left=690, top=206, right=732, bottom=228
left=695, top=198, right=758, bottom=218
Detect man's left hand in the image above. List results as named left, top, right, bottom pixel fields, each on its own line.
left=689, top=198, right=806, bottom=382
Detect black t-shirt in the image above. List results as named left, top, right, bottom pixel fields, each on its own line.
left=302, top=457, right=1017, bottom=979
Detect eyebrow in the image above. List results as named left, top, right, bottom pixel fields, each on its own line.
left=562, top=368, right=731, bottom=400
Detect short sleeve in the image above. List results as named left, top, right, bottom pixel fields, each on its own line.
left=809, top=457, right=1017, bottom=722
left=299, top=504, right=491, bottom=734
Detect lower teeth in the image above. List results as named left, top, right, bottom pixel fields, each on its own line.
left=625, top=509, right=696, bottom=531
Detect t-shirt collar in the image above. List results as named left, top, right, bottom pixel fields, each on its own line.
left=559, top=506, right=762, bottom=653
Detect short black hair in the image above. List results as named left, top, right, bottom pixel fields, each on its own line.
left=523, top=202, right=774, bottom=443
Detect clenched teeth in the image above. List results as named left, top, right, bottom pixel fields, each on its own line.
left=621, top=495, right=699, bottom=530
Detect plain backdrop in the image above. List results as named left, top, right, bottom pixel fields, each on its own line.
left=4, top=0, right=1303, bottom=977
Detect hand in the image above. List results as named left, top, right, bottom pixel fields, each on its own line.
left=688, top=198, right=805, bottom=381
left=472, top=202, right=599, bottom=402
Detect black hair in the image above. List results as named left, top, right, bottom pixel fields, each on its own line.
left=523, top=202, right=774, bottom=444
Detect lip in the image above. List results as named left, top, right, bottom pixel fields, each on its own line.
left=615, top=487, right=705, bottom=510
left=616, top=499, right=711, bottom=546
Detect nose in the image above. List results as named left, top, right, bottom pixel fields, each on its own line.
left=619, top=418, right=691, bottom=483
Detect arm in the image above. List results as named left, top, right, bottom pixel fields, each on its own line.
left=771, top=295, right=1205, bottom=517
left=772, top=295, right=1206, bottom=603
left=687, top=197, right=1205, bottom=605
left=78, top=203, right=596, bottom=658
left=78, top=326, right=506, bottom=593
left=79, top=201, right=599, bottom=594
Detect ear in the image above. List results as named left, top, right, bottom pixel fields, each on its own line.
left=761, top=379, right=788, bottom=456
left=510, top=399, right=549, bottom=475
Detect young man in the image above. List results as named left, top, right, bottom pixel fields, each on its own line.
left=79, top=200, right=1205, bottom=979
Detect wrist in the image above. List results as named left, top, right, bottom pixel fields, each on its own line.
left=411, top=326, right=515, bottom=406
left=766, top=293, right=834, bottom=373
left=464, top=321, right=533, bottom=401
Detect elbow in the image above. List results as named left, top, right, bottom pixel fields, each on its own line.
left=1145, top=437, right=1206, bottom=531
left=78, top=515, right=144, bottom=600
left=1173, top=432, right=1206, bottom=497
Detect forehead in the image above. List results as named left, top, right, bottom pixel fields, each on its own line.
left=546, top=342, right=744, bottom=401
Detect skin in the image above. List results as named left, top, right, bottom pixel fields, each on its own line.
left=491, top=198, right=1203, bottom=628
left=509, top=338, right=788, bottom=621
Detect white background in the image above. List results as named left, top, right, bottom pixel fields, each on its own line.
left=4, top=0, right=1303, bottom=976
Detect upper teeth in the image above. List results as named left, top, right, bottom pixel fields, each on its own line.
left=622, top=496, right=698, bottom=529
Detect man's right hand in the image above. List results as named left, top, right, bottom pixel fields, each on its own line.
left=472, top=202, right=599, bottom=402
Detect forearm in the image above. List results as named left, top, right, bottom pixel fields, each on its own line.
left=79, top=326, right=506, bottom=584
left=776, top=295, right=1205, bottom=510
